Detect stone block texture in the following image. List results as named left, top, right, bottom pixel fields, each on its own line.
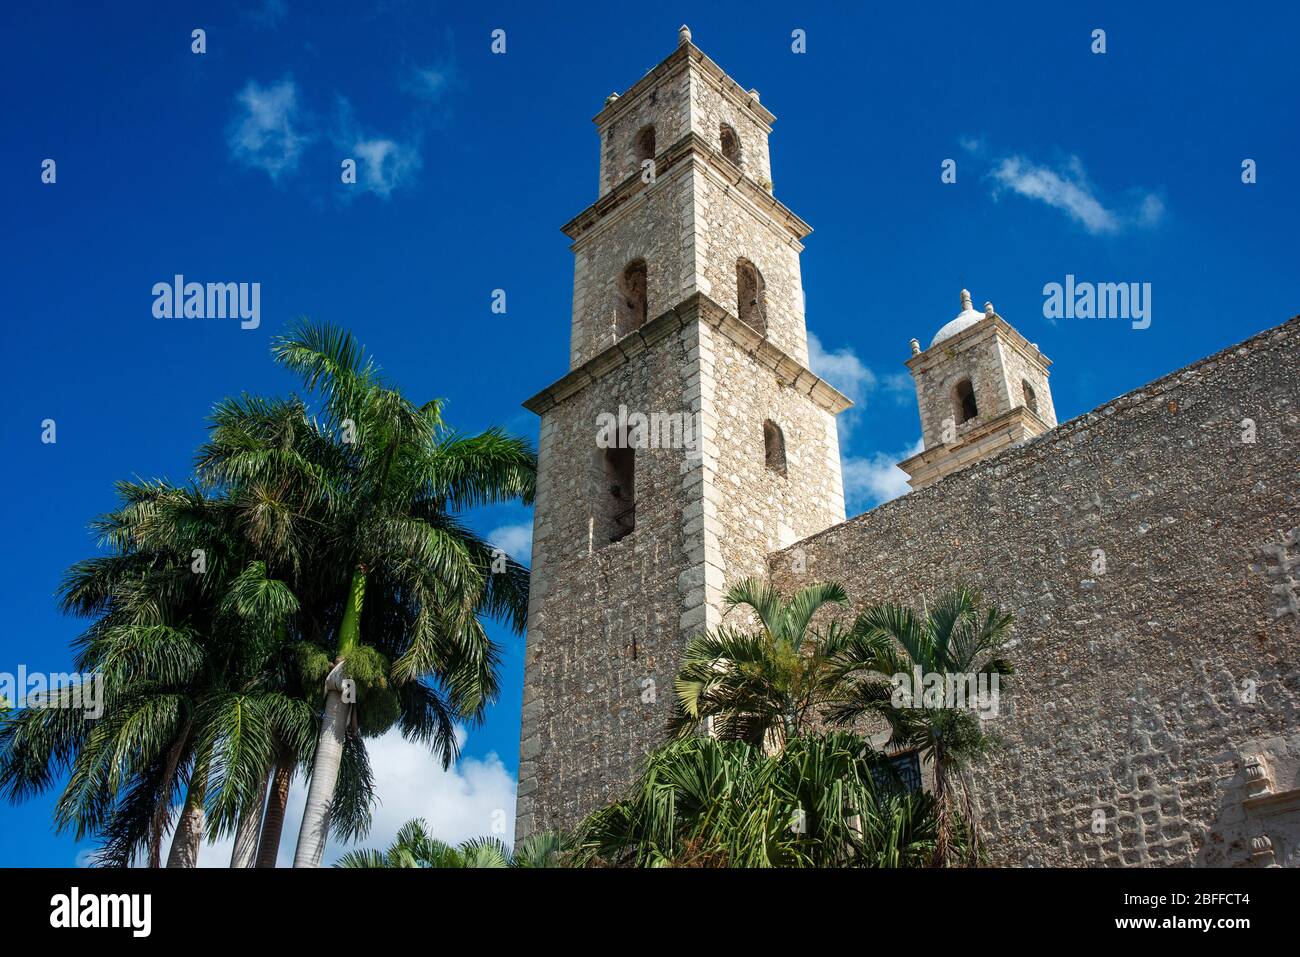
left=771, top=318, right=1300, bottom=866
left=517, top=30, right=1300, bottom=869
left=517, top=38, right=848, bottom=839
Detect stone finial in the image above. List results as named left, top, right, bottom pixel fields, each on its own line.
left=1250, top=834, right=1277, bottom=866
left=604, top=91, right=620, bottom=107
left=910, top=338, right=921, bottom=356
left=960, top=288, right=973, bottom=311
left=1243, top=755, right=1273, bottom=796
left=984, top=301, right=996, bottom=318
left=749, top=89, right=761, bottom=102
left=678, top=24, right=692, bottom=46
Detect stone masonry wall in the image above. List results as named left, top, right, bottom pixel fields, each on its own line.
left=771, top=317, right=1300, bottom=866
left=693, top=168, right=809, bottom=366
left=518, top=322, right=701, bottom=836
left=997, top=336, right=1057, bottom=428
left=568, top=161, right=696, bottom=368
left=596, top=66, right=690, bottom=197
left=709, top=326, right=845, bottom=583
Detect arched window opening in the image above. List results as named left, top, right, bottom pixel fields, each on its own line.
left=1022, top=380, right=1039, bottom=415
left=736, top=258, right=767, bottom=334
left=720, top=123, right=742, bottom=165
left=953, top=378, right=979, bottom=424
left=597, top=447, right=635, bottom=546
left=763, top=420, right=787, bottom=476
left=615, top=260, right=648, bottom=337
left=634, top=125, right=656, bottom=164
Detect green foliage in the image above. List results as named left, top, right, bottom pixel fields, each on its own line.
left=334, top=817, right=569, bottom=868
left=669, top=577, right=852, bottom=747
left=574, top=733, right=935, bottom=868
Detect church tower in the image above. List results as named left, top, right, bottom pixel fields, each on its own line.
left=898, top=290, right=1057, bottom=489
left=516, top=26, right=850, bottom=837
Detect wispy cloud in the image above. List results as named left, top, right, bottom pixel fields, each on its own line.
left=227, top=78, right=311, bottom=180
left=406, top=64, right=452, bottom=102
left=334, top=98, right=422, bottom=199
left=808, top=334, right=920, bottom=511
left=809, top=333, right=914, bottom=443
left=489, top=521, right=533, bottom=562
left=987, top=154, right=1164, bottom=235
left=842, top=438, right=924, bottom=509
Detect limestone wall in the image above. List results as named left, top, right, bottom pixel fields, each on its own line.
left=770, top=317, right=1300, bottom=866
left=568, top=162, right=696, bottom=367
left=518, top=322, right=701, bottom=837
left=693, top=168, right=809, bottom=366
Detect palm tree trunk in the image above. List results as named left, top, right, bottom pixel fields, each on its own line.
left=931, top=753, right=950, bottom=868
left=294, top=567, right=365, bottom=868
left=148, top=732, right=189, bottom=868
left=256, top=759, right=293, bottom=868
left=292, top=670, right=349, bottom=867
left=166, top=767, right=207, bottom=868
left=229, top=767, right=270, bottom=867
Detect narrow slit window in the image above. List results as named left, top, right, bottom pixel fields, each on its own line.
left=634, top=125, right=656, bottom=164
left=953, top=378, right=978, bottom=424
left=615, top=260, right=647, bottom=337
left=1022, top=380, right=1039, bottom=415
left=598, top=447, right=635, bottom=546
left=720, top=123, right=742, bottom=165
left=763, top=420, right=787, bottom=476
left=736, top=258, right=767, bottom=335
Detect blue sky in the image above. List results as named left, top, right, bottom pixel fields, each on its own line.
left=1, top=1, right=1295, bottom=865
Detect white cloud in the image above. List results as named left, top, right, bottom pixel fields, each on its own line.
left=808, top=332, right=876, bottom=402
left=988, top=154, right=1163, bottom=236
left=842, top=438, right=924, bottom=510
left=335, top=99, right=422, bottom=198
left=116, top=726, right=515, bottom=868
left=489, top=522, right=533, bottom=562
left=227, top=78, right=311, bottom=180
left=408, top=66, right=450, bottom=102
left=807, top=335, right=922, bottom=511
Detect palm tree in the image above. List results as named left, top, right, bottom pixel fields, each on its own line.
left=0, top=481, right=320, bottom=868
left=574, top=732, right=935, bottom=867
left=196, top=321, right=534, bottom=867
left=669, top=578, right=850, bottom=750
left=830, top=587, right=1014, bottom=866
left=334, top=818, right=568, bottom=868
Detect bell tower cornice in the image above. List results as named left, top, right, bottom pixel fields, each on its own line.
left=561, top=131, right=811, bottom=246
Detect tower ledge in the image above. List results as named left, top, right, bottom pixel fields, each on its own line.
left=590, top=40, right=776, bottom=130
left=561, top=131, right=811, bottom=244
left=523, top=291, right=851, bottom=416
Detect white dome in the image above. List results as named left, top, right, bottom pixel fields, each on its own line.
left=929, top=289, right=991, bottom=347
left=930, top=307, right=984, bottom=347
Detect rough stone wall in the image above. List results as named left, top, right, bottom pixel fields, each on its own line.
left=596, top=67, right=690, bottom=196
left=913, top=321, right=1048, bottom=449
left=770, top=317, right=1300, bottom=866
left=569, top=162, right=696, bottom=367
left=996, top=337, right=1057, bottom=428
left=693, top=168, right=809, bottom=366
left=518, top=324, right=702, bottom=837
left=709, top=327, right=845, bottom=582
left=687, top=67, right=772, bottom=188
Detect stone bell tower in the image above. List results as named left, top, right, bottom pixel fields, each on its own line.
left=515, top=26, right=851, bottom=838
left=899, top=289, right=1057, bottom=490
